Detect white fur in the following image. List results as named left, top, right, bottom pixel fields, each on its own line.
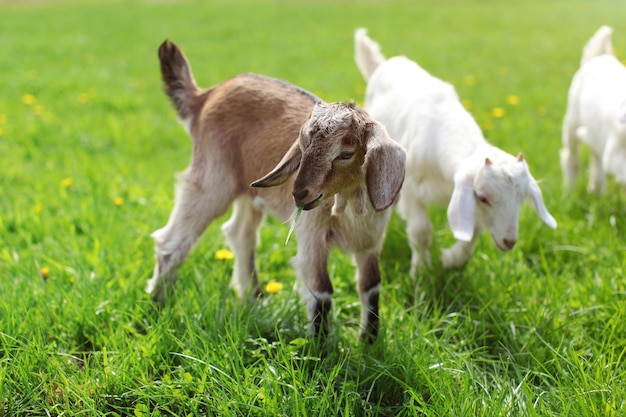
left=354, top=28, right=557, bottom=275
left=561, top=25, right=626, bottom=193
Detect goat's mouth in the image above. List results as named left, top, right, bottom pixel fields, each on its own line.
left=493, top=236, right=517, bottom=252
left=299, top=194, right=323, bottom=210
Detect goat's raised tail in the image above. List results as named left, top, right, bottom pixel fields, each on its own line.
left=354, top=28, right=386, bottom=81
left=581, top=25, right=614, bottom=66
left=158, top=40, right=200, bottom=119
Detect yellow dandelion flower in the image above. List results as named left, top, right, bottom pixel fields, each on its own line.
left=215, top=248, right=234, bottom=260
left=60, top=177, right=73, bottom=187
left=0, top=114, right=6, bottom=124
left=463, top=75, right=476, bottom=86
left=69, top=276, right=75, bottom=284
left=22, top=94, right=36, bottom=105
left=461, top=99, right=472, bottom=110
left=33, top=203, right=43, bottom=214
left=265, top=280, right=284, bottom=294
left=491, top=107, right=506, bottom=118
left=113, top=197, right=124, bottom=206
left=506, top=95, right=520, bottom=106
left=40, top=266, right=50, bottom=279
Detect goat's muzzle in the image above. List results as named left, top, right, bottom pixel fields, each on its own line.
left=498, top=238, right=517, bottom=251
left=293, top=189, right=323, bottom=210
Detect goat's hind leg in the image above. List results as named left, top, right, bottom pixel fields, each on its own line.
left=147, top=171, right=235, bottom=306
left=221, top=196, right=264, bottom=299
left=560, top=111, right=580, bottom=190
left=588, top=149, right=605, bottom=194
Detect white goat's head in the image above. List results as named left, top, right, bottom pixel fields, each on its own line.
left=251, top=101, right=405, bottom=212
left=447, top=152, right=557, bottom=251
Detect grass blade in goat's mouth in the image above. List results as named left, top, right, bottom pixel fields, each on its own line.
left=285, top=206, right=303, bottom=244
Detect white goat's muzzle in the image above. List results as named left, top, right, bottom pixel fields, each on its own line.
left=492, top=235, right=517, bottom=252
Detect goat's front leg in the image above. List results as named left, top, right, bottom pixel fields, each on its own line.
left=293, top=241, right=332, bottom=338
left=441, top=227, right=480, bottom=269
left=354, top=251, right=382, bottom=343
left=221, top=197, right=264, bottom=299
left=398, top=196, right=432, bottom=278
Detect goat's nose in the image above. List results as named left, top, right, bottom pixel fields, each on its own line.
left=292, top=188, right=309, bottom=201
left=503, top=239, right=516, bottom=250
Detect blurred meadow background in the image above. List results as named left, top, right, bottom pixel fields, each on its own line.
left=1, top=0, right=626, bottom=415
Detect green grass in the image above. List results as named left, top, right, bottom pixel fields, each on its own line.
left=1, top=0, right=626, bottom=415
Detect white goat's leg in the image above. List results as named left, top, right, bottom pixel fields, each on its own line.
left=221, top=196, right=264, bottom=299
left=402, top=202, right=432, bottom=277
left=588, top=150, right=605, bottom=194
left=147, top=171, right=235, bottom=306
left=441, top=229, right=480, bottom=269
left=353, top=251, right=382, bottom=343
left=560, top=113, right=580, bottom=190
left=292, top=237, right=332, bottom=337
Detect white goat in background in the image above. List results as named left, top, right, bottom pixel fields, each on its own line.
left=147, top=40, right=406, bottom=340
left=354, top=28, right=557, bottom=277
left=561, top=25, right=626, bottom=193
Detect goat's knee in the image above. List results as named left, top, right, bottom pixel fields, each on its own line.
left=442, top=239, right=477, bottom=269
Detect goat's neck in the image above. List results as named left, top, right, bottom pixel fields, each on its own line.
left=458, top=143, right=499, bottom=171
left=331, top=185, right=368, bottom=217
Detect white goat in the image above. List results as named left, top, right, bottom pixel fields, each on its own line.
left=354, top=29, right=557, bottom=276
left=147, top=40, right=406, bottom=340
left=561, top=25, right=626, bottom=193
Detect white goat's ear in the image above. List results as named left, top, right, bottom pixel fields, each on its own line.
left=526, top=172, right=557, bottom=229
left=365, top=123, right=406, bottom=211
left=250, top=140, right=302, bottom=188
left=447, top=169, right=476, bottom=242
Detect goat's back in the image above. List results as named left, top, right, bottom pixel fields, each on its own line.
left=568, top=55, right=626, bottom=143
left=364, top=56, right=484, bottom=181
left=185, top=74, right=319, bottom=219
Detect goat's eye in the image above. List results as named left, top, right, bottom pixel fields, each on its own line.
left=335, top=151, right=354, bottom=161
left=475, top=193, right=491, bottom=206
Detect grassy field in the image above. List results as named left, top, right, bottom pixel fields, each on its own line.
left=1, top=0, right=626, bottom=415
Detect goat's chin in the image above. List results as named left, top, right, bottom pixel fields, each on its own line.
left=493, top=239, right=513, bottom=252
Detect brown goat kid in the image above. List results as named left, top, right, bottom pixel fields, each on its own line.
left=147, top=40, right=406, bottom=341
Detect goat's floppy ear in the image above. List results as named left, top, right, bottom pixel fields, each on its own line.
left=365, top=123, right=406, bottom=211
left=525, top=170, right=558, bottom=229
left=251, top=140, right=302, bottom=188
left=447, top=168, right=476, bottom=242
